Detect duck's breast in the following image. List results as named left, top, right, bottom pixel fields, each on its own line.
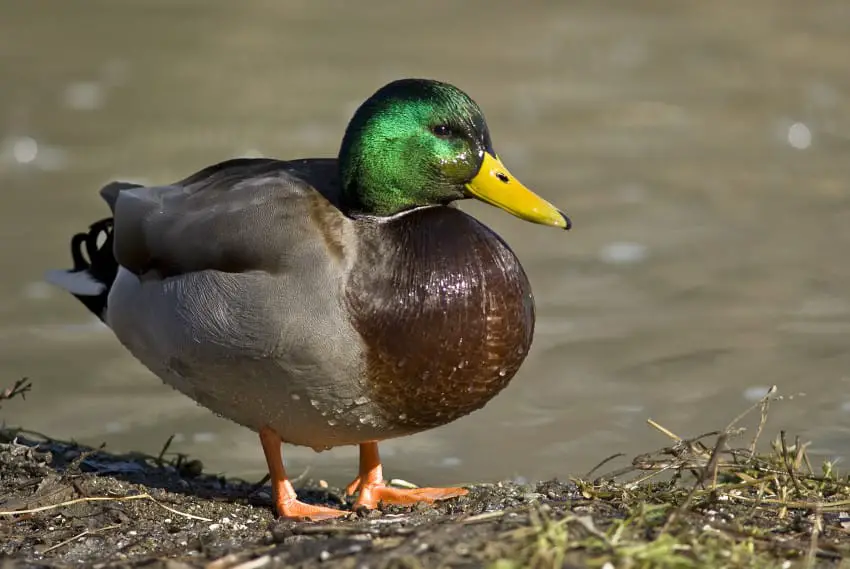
left=347, top=206, right=535, bottom=432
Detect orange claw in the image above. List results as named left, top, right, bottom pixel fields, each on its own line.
left=259, top=426, right=347, bottom=521
left=346, top=442, right=468, bottom=510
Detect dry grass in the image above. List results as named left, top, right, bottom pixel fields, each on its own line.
left=0, top=378, right=31, bottom=409
left=491, top=386, right=850, bottom=569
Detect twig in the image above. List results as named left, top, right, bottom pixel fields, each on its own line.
left=779, top=430, right=803, bottom=496
left=248, top=474, right=271, bottom=496
left=0, top=378, right=32, bottom=404
left=646, top=418, right=681, bottom=441
left=805, top=504, right=822, bottom=569
left=206, top=553, right=244, bottom=569
left=585, top=453, right=625, bottom=479
left=661, top=433, right=727, bottom=533
left=803, top=449, right=815, bottom=476
left=707, top=519, right=841, bottom=561
left=231, top=556, right=272, bottom=569
left=624, top=463, right=679, bottom=488
left=721, top=493, right=850, bottom=512
left=66, top=442, right=106, bottom=474
left=741, top=481, right=768, bottom=523
left=726, top=385, right=776, bottom=435
left=41, top=523, right=121, bottom=554
left=461, top=510, right=507, bottom=525
left=206, top=551, right=275, bottom=569
left=249, top=466, right=310, bottom=497
left=0, top=493, right=211, bottom=521
left=156, top=434, right=175, bottom=465
left=705, top=433, right=727, bottom=490
left=793, top=437, right=810, bottom=472
left=594, top=463, right=639, bottom=481
left=291, top=466, right=312, bottom=487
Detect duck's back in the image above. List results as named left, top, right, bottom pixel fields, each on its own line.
left=107, top=158, right=346, bottom=278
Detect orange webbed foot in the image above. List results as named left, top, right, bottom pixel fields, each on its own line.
left=353, top=484, right=468, bottom=509
left=274, top=497, right=347, bottom=521
left=346, top=442, right=468, bottom=511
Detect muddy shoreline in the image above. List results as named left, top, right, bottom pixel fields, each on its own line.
left=0, top=428, right=582, bottom=568
left=2, top=383, right=849, bottom=568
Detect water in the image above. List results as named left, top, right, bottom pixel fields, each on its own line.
left=1, top=1, right=849, bottom=487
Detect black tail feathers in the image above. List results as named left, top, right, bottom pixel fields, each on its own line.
left=45, top=217, right=118, bottom=321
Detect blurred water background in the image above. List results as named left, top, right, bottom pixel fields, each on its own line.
left=1, top=0, right=849, bottom=486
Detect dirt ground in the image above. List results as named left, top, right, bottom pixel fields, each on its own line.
left=0, top=429, right=583, bottom=569
left=2, top=381, right=850, bottom=569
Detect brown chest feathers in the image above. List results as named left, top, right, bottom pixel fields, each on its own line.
left=346, top=206, right=535, bottom=431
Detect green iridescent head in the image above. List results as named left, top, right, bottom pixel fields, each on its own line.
left=338, top=78, right=570, bottom=229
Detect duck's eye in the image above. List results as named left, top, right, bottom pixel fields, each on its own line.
left=431, top=124, right=453, bottom=138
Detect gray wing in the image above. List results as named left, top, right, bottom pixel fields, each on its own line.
left=103, top=158, right=349, bottom=277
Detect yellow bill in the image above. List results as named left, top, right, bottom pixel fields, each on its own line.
left=465, top=152, right=571, bottom=230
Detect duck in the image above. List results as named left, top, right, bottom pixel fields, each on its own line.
left=45, top=78, right=571, bottom=521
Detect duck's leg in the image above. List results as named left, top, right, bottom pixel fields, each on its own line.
left=259, top=426, right=347, bottom=520
left=347, top=442, right=468, bottom=509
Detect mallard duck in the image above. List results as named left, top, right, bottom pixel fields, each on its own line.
left=46, top=78, right=570, bottom=520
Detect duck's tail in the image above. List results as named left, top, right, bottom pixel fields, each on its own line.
left=44, top=217, right=118, bottom=322
left=45, top=180, right=143, bottom=322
